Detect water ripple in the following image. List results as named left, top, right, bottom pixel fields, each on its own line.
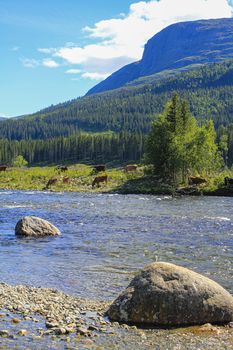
left=0, top=191, right=232, bottom=300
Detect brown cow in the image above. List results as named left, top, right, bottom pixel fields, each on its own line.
left=92, top=175, right=108, bottom=188
left=93, top=164, right=106, bottom=173
left=63, top=177, right=70, bottom=184
left=45, top=178, right=58, bottom=189
left=188, top=176, right=207, bottom=186
left=0, top=165, right=7, bottom=172
left=124, top=164, right=137, bottom=172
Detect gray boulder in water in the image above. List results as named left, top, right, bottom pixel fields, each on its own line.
left=15, top=216, right=61, bottom=237
left=107, top=262, right=233, bottom=326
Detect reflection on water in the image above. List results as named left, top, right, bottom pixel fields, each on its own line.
left=0, top=190, right=232, bottom=300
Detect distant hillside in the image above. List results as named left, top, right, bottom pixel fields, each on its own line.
left=1, top=60, right=233, bottom=142
left=87, top=18, right=233, bottom=95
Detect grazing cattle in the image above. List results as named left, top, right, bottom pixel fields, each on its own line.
left=56, top=165, right=68, bottom=173
left=224, top=177, right=233, bottom=186
left=0, top=165, right=7, bottom=172
left=92, top=175, right=108, bottom=188
left=188, top=176, right=207, bottom=186
left=124, top=164, right=137, bottom=172
left=45, top=178, right=58, bottom=189
left=93, top=164, right=106, bottom=173
left=63, top=177, right=70, bottom=184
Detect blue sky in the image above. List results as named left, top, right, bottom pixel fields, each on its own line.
left=1, top=0, right=233, bottom=117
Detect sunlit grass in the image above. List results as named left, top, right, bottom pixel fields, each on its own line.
left=0, top=164, right=143, bottom=193
left=0, top=164, right=232, bottom=195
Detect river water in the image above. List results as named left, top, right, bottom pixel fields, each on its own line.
left=0, top=190, right=232, bottom=300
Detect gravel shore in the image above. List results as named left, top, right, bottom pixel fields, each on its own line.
left=0, top=282, right=232, bottom=349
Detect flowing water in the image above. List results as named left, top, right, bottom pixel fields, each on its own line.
left=0, top=190, right=232, bottom=300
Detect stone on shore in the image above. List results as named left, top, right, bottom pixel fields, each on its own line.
left=15, top=216, right=61, bottom=237
left=107, top=262, right=233, bottom=326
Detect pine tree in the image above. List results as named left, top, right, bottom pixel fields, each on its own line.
left=146, top=94, right=222, bottom=184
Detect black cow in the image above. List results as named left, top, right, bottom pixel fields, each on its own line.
left=93, top=164, right=106, bottom=173
left=224, top=177, right=233, bottom=186
left=0, top=165, right=7, bottom=172
left=56, top=165, right=68, bottom=173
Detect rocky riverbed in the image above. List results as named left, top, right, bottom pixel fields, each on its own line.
left=0, top=283, right=232, bottom=349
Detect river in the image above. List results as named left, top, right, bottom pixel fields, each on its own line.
left=0, top=190, right=232, bottom=300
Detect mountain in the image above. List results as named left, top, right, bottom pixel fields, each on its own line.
left=87, top=18, right=233, bottom=95
left=1, top=59, right=233, bottom=141
left=1, top=59, right=233, bottom=165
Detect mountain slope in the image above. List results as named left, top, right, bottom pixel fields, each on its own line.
left=87, top=18, right=233, bottom=95
left=1, top=60, right=233, bottom=141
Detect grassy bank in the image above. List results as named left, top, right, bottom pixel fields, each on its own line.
left=0, top=164, right=145, bottom=193
left=0, top=164, right=233, bottom=196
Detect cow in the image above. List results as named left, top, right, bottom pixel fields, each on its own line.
left=0, top=165, right=7, bottom=172
left=92, top=175, right=108, bottom=188
left=224, top=177, right=233, bottom=186
left=56, top=165, right=68, bottom=174
left=188, top=176, right=207, bottom=186
left=62, top=177, right=70, bottom=184
left=93, top=164, right=106, bottom=173
left=124, top=164, right=137, bottom=172
left=45, top=178, right=58, bottom=189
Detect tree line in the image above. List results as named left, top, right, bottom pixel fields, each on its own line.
left=0, top=132, right=144, bottom=165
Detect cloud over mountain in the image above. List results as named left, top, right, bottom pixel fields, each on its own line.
left=29, top=0, right=233, bottom=80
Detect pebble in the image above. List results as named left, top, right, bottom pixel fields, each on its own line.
left=77, top=326, right=91, bottom=336
left=54, top=327, right=67, bottom=335
left=45, top=321, right=59, bottom=329
left=0, top=283, right=231, bottom=349
left=0, top=329, right=10, bottom=337
left=88, top=325, right=99, bottom=331
left=18, top=329, right=28, bottom=336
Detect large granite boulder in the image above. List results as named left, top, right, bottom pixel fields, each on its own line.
left=15, top=216, right=61, bottom=237
left=107, top=262, right=233, bottom=326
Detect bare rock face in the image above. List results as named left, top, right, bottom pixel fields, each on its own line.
left=15, top=216, right=61, bottom=237
left=107, top=262, right=233, bottom=326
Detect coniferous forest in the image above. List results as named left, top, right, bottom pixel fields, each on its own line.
left=1, top=60, right=233, bottom=165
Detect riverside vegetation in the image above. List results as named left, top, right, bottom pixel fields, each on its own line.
left=1, top=163, right=233, bottom=196
left=2, top=95, right=233, bottom=195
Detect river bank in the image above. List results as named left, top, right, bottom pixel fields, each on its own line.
left=0, top=164, right=233, bottom=196
left=0, top=283, right=232, bottom=350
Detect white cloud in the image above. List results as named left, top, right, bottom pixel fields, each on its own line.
left=21, top=57, right=60, bottom=69
left=38, top=48, right=53, bottom=54
left=66, top=69, right=82, bottom=74
left=81, top=72, right=109, bottom=80
left=21, top=58, right=40, bottom=68
left=42, top=59, right=60, bottom=68
left=38, top=0, right=233, bottom=80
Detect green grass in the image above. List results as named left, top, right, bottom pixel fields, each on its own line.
left=0, top=164, right=144, bottom=193
left=0, top=164, right=233, bottom=196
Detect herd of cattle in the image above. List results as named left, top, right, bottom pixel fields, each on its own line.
left=45, top=164, right=139, bottom=189
left=1, top=163, right=233, bottom=189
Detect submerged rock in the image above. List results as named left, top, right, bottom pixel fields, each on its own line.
left=107, top=262, right=233, bottom=326
left=15, top=216, right=61, bottom=237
